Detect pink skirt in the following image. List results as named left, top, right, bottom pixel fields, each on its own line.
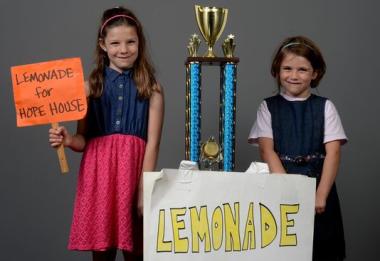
left=68, top=134, right=146, bottom=252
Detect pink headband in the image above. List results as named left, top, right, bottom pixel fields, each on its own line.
left=100, top=14, right=137, bottom=35
left=282, top=42, right=313, bottom=51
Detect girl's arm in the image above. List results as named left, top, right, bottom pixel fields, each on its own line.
left=142, top=85, right=164, bottom=171
left=137, top=85, right=164, bottom=216
left=315, top=140, right=341, bottom=214
left=258, top=137, right=286, bottom=173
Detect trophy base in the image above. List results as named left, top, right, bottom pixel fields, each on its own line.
left=186, top=56, right=240, bottom=65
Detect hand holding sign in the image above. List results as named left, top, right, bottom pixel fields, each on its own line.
left=11, top=57, right=87, bottom=173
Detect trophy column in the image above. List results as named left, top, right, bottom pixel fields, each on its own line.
left=220, top=62, right=238, bottom=171
left=185, top=61, right=201, bottom=162
left=185, top=57, right=239, bottom=171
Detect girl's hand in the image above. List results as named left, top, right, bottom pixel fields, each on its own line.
left=315, top=192, right=327, bottom=214
left=49, top=126, right=72, bottom=148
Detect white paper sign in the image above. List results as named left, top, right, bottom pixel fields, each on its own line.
left=144, top=169, right=316, bottom=261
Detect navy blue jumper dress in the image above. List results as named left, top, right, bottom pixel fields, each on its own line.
left=266, top=94, right=346, bottom=260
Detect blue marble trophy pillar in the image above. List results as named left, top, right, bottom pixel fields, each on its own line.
left=185, top=62, right=201, bottom=162
left=185, top=57, right=239, bottom=171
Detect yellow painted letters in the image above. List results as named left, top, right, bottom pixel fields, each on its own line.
left=156, top=209, right=172, bottom=252
left=171, top=208, right=189, bottom=253
left=242, top=202, right=256, bottom=250
left=223, top=202, right=241, bottom=251
left=260, top=203, right=277, bottom=248
left=211, top=206, right=223, bottom=250
left=189, top=206, right=211, bottom=252
left=280, top=204, right=299, bottom=246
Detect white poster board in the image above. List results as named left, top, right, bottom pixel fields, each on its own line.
left=144, top=169, right=316, bottom=261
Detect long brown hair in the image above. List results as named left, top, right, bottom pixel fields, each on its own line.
left=271, top=36, right=326, bottom=89
left=89, top=6, right=157, bottom=98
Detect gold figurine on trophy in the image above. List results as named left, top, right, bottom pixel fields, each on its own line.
left=195, top=5, right=228, bottom=57
left=222, top=34, right=236, bottom=58
left=187, top=34, right=201, bottom=57
left=200, top=136, right=223, bottom=170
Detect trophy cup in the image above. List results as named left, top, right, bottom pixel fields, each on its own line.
left=195, top=5, right=228, bottom=57
left=185, top=5, right=239, bottom=171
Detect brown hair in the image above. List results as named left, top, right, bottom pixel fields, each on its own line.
left=271, top=36, right=326, bottom=89
left=89, top=6, right=157, bottom=98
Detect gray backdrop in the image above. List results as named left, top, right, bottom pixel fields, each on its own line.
left=1, top=0, right=379, bottom=260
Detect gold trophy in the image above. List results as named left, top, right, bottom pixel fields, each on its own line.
left=186, top=5, right=239, bottom=171
left=195, top=5, right=228, bottom=57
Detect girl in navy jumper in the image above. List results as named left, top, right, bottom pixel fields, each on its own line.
left=249, top=36, right=346, bottom=261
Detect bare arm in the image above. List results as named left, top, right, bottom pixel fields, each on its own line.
left=258, top=137, right=286, bottom=173
left=315, top=140, right=341, bottom=214
left=137, top=85, right=164, bottom=216
left=141, top=85, right=165, bottom=172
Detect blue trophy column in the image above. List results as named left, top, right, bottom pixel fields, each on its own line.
left=220, top=63, right=237, bottom=171
left=186, top=62, right=201, bottom=162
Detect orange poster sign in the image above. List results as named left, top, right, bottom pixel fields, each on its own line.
left=11, top=57, right=87, bottom=127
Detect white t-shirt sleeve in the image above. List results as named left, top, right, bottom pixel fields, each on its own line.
left=248, top=101, right=273, bottom=145
left=324, top=100, right=348, bottom=144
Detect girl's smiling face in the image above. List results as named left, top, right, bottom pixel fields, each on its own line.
left=100, top=24, right=139, bottom=73
left=279, top=53, right=317, bottom=98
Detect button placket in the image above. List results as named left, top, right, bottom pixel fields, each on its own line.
left=115, top=79, right=124, bottom=131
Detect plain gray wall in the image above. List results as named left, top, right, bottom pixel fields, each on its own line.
left=1, top=0, right=379, bottom=260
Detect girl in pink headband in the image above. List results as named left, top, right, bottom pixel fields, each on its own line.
left=49, top=6, right=164, bottom=261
